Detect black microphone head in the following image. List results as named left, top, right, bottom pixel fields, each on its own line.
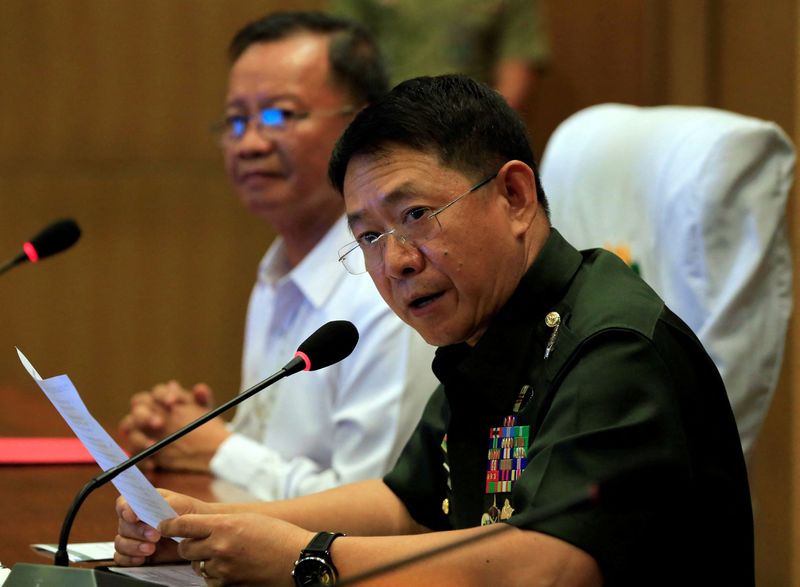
left=25, top=218, right=81, bottom=262
left=294, top=320, right=359, bottom=372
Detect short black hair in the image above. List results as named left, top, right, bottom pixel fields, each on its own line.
left=229, top=11, right=388, bottom=105
left=328, top=74, right=548, bottom=215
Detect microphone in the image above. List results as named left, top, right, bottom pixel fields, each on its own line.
left=2, top=321, right=359, bottom=587
left=283, top=320, right=360, bottom=375
left=0, top=218, right=81, bottom=276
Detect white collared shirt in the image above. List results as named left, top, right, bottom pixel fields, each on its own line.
left=210, top=215, right=438, bottom=500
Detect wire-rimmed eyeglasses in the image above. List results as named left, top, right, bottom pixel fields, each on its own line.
left=211, top=106, right=355, bottom=147
left=338, top=172, right=499, bottom=275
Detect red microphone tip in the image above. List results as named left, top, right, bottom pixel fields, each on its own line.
left=23, top=242, right=39, bottom=263
left=294, top=351, right=311, bottom=372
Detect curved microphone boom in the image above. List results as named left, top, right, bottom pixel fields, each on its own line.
left=0, top=218, right=81, bottom=276
left=53, top=320, right=359, bottom=568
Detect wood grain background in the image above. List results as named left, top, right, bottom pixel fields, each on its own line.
left=1, top=2, right=797, bottom=584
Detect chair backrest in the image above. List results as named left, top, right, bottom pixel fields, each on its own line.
left=540, top=103, right=795, bottom=460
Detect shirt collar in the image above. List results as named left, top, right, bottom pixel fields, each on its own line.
left=433, top=228, right=583, bottom=413
left=256, top=215, right=353, bottom=310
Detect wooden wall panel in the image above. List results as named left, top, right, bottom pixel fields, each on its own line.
left=0, top=170, right=269, bottom=417
left=2, top=2, right=798, bottom=584
left=0, top=0, right=323, bottom=426
left=793, top=7, right=800, bottom=570
left=646, top=1, right=714, bottom=105
left=713, top=1, right=796, bottom=129
left=527, top=0, right=652, bottom=157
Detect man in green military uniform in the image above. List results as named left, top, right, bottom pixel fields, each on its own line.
left=329, top=0, right=549, bottom=109
left=113, top=75, right=753, bottom=587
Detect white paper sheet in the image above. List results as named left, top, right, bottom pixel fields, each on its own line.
left=108, top=564, right=205, bottom=586
left=16, top=349, right=179, bottom=534
left=31, top=541, right=115, bottom=562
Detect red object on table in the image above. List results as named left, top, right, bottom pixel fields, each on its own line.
left=0, top=437, right=94, bottom=465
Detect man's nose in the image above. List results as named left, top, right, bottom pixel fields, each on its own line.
left=236, top=123, right=276, bottom=155
left=382, top=233, right=424, bottom=278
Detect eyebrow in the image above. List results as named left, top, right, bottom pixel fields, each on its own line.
left=346, top=182, right=423, bottom=228
left=224, top=93, right=305, bottom=111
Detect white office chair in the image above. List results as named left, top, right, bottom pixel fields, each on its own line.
left=540, top=103, right=795, bottom=460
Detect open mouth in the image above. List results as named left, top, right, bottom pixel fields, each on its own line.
left=409, top=292, right=443, bottom=310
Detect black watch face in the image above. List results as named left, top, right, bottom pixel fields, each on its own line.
left=293, top=556, right=337, bottom=586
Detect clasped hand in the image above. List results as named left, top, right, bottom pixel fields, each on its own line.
left=118, top=380, right=231, bottom=472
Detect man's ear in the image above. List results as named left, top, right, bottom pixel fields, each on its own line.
left=497, top=160, right=540, bottom=236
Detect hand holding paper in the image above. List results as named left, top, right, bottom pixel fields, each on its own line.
left=16, top=348, right=179, bottom=533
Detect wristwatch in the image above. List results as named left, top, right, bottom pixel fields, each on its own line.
left=292, top=531, right=345, bottom=586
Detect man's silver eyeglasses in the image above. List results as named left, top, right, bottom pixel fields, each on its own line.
left=338, top=172, right=498, bottom=275
left=212, top=106, right=355, bottom=146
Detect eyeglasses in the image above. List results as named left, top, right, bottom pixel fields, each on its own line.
left=212, top=106, right=355, bottom=146
left=338, top=172, right=499, bottom=275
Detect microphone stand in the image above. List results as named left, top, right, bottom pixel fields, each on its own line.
left=6, top=357, right=307, bottom=587
left=0, top=252, right=25, bottom=276
left=56, top=356, right=306, bottom=565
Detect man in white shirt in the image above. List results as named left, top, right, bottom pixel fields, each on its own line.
left=118, top=11, right=437, bottom=500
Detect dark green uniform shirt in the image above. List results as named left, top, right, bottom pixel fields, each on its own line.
left=384, top=229, right=753, bottom=586
left=330, top=0, right=550, bottom=87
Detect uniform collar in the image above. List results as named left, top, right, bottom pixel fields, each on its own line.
left=256, top=215, right=353, bottom=310
left=433, top=229, right=583, bottom=413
